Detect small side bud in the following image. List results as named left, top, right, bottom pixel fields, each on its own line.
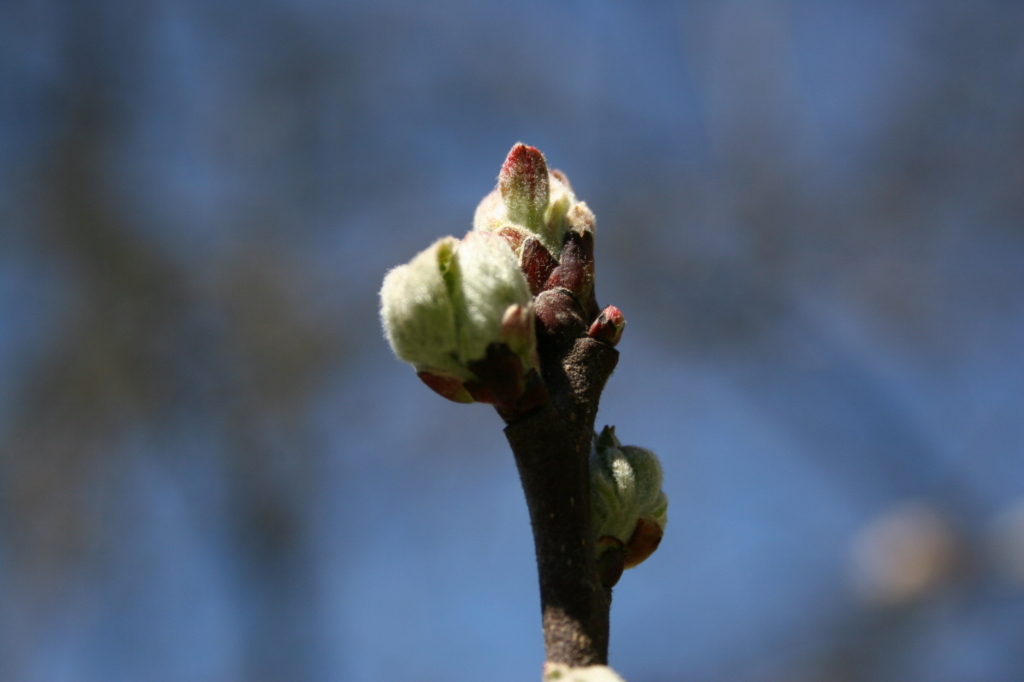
left=590, top=426, right=668, bottom=573
left=496, top=226, right=526, bottom=254
left=588, top=305, right=625, bottom=346
left=565, top=202, right=595, bottom=237
left=549, top=168, right=573, bottom=192
left=543, top=169, right=574, bottom=235
left=500, top=303, right=538, bottom=367
left=534, top=288, right=587, bottom=341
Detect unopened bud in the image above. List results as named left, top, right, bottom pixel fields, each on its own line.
left=474, top=143, right=589, bottom=262
left=456, top=232, right=535, bottom=367
left=545, top=229, right=594, bottom=302
left=590, top=426, right=667, bottom=573
left=499, top=143, right=549, bottom=232
left=565, top=202, right=595, bottom=238
left=380, top=232, right=537, bottom=402
left=380, top=236, right=463, bottom=378
left=534, top=288, right=587, bottom=341
left=588, top=306, right=625, bottom=346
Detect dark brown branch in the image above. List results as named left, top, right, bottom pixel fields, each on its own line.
left=503, top=335, right=619, bottom=666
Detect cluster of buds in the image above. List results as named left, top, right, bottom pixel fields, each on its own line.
left=475, top=144, right=624, bottom=346
left=589, top=426, right=668, bottom=588
left=383, top=145, right=668, bottom=666
left=380, top=144, right=625, bottom=419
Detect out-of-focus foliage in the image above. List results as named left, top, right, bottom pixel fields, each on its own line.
left=1, top=1, right=1022, bottom=681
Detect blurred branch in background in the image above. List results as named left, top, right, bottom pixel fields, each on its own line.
left=1, top=4, right=349, bottom=679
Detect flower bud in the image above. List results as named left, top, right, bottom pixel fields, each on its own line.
left=545, top=229, right=595, bottom=303
left=534, top=287, right=587, bottom=342
left=380, top=232, right=537, bottom=402
left=590, top=426, right=667, bottom=574
left=499, top=143, right=549, bottom=232
left=565, top=201, right=595, bottom=238
left=455, top=232, right=536, bottom=367
left=588, top=305, right=625, bottom=346
left=474, top=143, right=595, bottom=263
left=380, top=236, right=464, bottom=378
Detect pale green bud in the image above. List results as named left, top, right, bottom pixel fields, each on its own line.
left=380, top=236, right=465, bottom=378
left=473, top=143, right=594, bottom=260
left=380, top=232, right=537, bottom=385
left=452, top=231, right=534, bottom=368
left=499, top=143, right=549, bottom=232
left=590, top=426, right=667, bottom=569
left=544, top=663, right=628, bottom=682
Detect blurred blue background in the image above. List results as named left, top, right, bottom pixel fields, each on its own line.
left=2, top=1, right=1024, bottom=680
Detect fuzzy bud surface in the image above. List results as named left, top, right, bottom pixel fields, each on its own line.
left=590, top=426, right=668, bottom=575
left=474, top=143, right=596, bottom=262
left=380, top=232, right=537, bottom=402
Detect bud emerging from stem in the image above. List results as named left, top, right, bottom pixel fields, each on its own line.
left=475, top=143, right=596, bottom=263
left=590, top=426, right=668, bottom=586
left=380, top=232, right=539, bottom=406
left=588, top=306, right=625, bottom=346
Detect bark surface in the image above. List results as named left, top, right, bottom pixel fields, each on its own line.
left=503, top=335, right=618, bottom=665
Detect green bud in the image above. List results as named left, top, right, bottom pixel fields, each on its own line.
left=474, top=143, right=594, bottom=260
left=453, top=232, right=535, bottom=369
left=380, top=232, right=537, bottom=395
left=590, top=426, right=667, bottom=570
left=543, top=663, right=627, bottom=682
left=380, top=236, right=464, bottom=378
left=499, top=142, right=549, bottom=232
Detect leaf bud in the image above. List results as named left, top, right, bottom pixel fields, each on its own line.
left=380, top=236, right=463, bottom=378
left=499, top=143, right=549, bottom=232
left=474, top=143, right=590, bottom=262
left=380, top=232, right=538, bottom=402
left=534, top=287, right=587, bottom=341
left=588, top=305, right=625, bottom=346
left=590, top=426, right=667, bottom=574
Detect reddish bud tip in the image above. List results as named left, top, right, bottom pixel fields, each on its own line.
left=499, top=143, right=549, bottom=229
left=588, top=305, right=625, bottom=346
